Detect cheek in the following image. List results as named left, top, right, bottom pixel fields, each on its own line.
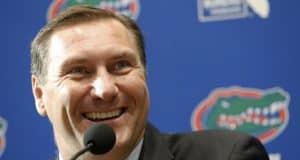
left=58, top=86, right=71, bottom=105
left=114, top=75, right=149, bottom=146
left=45, top=83, right=92, bottom=141
left=64, top=81, right=92, bottom=102
left=119, top=74, right=149, bottom=104
left=44, top=83, right=89, bottom=122
left=61, top=83, right=91, bottom=118
left=42, top=85, right=71, bottom=124
left=118, top=74, right=150, bottom=122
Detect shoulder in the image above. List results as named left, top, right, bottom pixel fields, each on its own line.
left=162, top=129, right=269, bottom=160
left=164, top=129, right=253, bottom=146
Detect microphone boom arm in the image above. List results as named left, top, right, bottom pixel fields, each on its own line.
left=70, top=142, right=93, bottom=160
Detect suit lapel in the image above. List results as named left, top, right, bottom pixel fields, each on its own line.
left=139, top=123, right=174, bottom=160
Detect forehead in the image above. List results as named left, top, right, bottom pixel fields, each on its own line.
left=47, top=19, right=139, bottom=61
left=52, top=19, right=135, bottom=47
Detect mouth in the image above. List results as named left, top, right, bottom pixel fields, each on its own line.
left=216, top=102, right=286, bottom=129
left=83, top=108, right=126, bottom=122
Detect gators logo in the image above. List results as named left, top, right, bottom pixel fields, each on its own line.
left=48, top=0, right=140, bottom=21
left=0, top=116, right=7, bottom=157
left=191, top=86, right=289, bottom=143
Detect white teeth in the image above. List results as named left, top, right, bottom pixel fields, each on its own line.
left=270, top=102, right=285, bottom=114
left=270, top=103, right=279, bottom=114
left=85, top=109, right=122, bottom=120
left=263, top=107, right=269, bottom=115
left=247, top=107, right=254, bottom=115
left=255, top=108, right=261, bottom=115
left=217, top=102, right=287, bottom=129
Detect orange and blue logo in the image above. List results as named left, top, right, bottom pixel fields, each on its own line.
left=0, top=116, right=7, bottom=157
left=191, top=86, right=289, bottom=143
left=48, top=0, right=140, bottom=21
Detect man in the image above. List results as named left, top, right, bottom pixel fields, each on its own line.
left=31, top=6, right=269, bottom=160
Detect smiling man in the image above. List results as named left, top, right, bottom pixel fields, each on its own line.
left=31, top=6, right=269, bottom=160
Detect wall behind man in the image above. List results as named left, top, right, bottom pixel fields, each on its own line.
left=0, top=1, right=299, bottom=160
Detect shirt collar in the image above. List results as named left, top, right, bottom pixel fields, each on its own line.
left=59, top=139, right=143, bottom=160
left=126, top=138, right=143, bottom=160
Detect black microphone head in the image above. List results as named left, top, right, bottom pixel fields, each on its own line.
left=83, top=124, right=116, bottom=155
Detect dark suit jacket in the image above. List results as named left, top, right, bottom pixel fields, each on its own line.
left=139, top=123, right=269, bottom=160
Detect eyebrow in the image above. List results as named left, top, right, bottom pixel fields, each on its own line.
left=60, top=57, right=89, bottom=70
left=60, top=50, right=137, bottom=68
left=110, top=50, right=137, bottom=60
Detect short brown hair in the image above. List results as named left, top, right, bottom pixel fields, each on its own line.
left=31, top=6, right=146, bottom=83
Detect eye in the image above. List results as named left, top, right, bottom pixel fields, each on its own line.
left=68, top=66, right=90, bottom=76
left=111, top=60, right=132, bottom=74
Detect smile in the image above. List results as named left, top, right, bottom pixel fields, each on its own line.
left=216, top=102, right=286, bottom=129
left=83, top=108, right=125, bottom=121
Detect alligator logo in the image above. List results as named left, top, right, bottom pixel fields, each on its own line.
left=198, top=0, right=270, bottom=22
left=0, top=116, right=7, bottom=157
left=191, top=86, right=289, bottom=143
left=48, top=0, right=140, bottom=21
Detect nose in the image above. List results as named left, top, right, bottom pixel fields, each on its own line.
left=90, top=75, right=118, bottom=102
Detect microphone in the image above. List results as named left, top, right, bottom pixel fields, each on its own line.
left=70, top=124, right=116, bottom=160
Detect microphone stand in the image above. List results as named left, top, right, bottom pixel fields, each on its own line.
left=70, top=142, right=93, bottom=160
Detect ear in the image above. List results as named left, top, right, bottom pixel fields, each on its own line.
left=31, top=75, right=47, bottom=116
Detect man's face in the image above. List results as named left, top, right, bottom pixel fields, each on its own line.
left=32, top=19, right=149, bottom=159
